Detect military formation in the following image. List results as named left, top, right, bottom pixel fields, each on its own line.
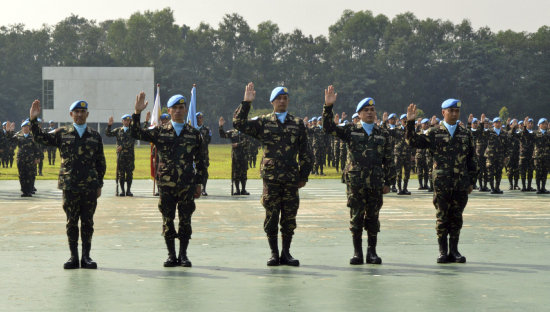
left=2, top=82, right=550, bottom=271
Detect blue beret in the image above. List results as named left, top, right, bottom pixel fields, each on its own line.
left=518, top=120, right=524, bottom=125
left=472, top=118, right=478, bottom=123
left=355, top=97, right=375, bottom=113
left=441, top=99, right=461, bottom=109
left=421, top=118, right=429, bottom=124
left=69, top=100, right=88, bottom=111
left=318, top=116, right=322, bottom=120
left=399, top=114, right=407, bottom=120
left=49, top=120, right=54, bottom=123
left=196, top=112, right=203, bottom=117
left=435, top=118, right=441, bottom=123
left=270, top=87, right=289, bottom=102
left=37, top=118, right=42, bottom=122
left=528, top=118, right=534, bottom=123
left=167, top=95, right=186, bottom=108
left=121, top=114, right=131, bottom=120
left=493, top=117, right=501, bottom=123
left=160, top=113, right=170, bottom=120
left=352, top=113, right=359, bottom=119
left=2, top=122, right=7, bottom=126
left=538, top=118, right=548, bottom=126
left=388, top=113, right=397, bottom=119
left=21, top=120, right=30, bottom=127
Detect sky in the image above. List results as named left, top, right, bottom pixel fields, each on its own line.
left=1, top=0, right=549, bottom=35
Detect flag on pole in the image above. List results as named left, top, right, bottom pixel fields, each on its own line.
left=187, top=84, right=198, bottom=129
left=150, top=84, right=161, bottom=179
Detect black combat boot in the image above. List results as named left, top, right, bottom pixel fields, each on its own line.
left=508, top=177, right=514, bottom=190
left=402, top=180, right=411, bottom=195
left=528, top=178, right=536, bottom=191
left=542, top=177, right=550, bottom=194
left=233, top=181, right=241, bottom=196
left=267, top=236, right=279, bottom=266
left=437, top=236, right=449, bottom=263
left=279, top=236, right=299, bottom=266
left=521, top=178, right=527, bottom=192
left=350, top=235, right=364, bottom=265
left=514, top=176, right=519, bottom=190
left=424, top=177, right=430, bottom=190
left=397, top=180, right=405, bottom=195
left=536, top=179, right=544, bottom=194
left=201, top=181, right=208, bottom=196
left=126, top=179, right=133, bottom=197
left=418, top=178, right=424, bottom=190
left=495, top=177, right=503, bottom=194
left=490, top=181, right=499, bottom=194
left=448, top=237, right=466, bottom=263
left=391, top=183, right=397, bottom=193
left=163, top=238, right=179, bottom=267
left=64, top=242, right=80, bottom=269
left=119, top=180, right=126, bottom=197
left=179, top=238, right=192, bottom=267
left=81, top=242, right=97, bottom=269
left=240, top=180, right=250, bottom=195
left=366, top=235, right=382, bottom=264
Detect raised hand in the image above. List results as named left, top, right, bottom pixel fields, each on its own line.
left=108, top=116, right=114, bottom=126
left=406, top=103, right=417, bottom=121
left=480, top=113, right=486, bottom=123
left=430, top=115, right=437, bottom=125
left=524, top=116, right=529, bottom=126
left=382, top=112, right=388, bottom=122
left=324, top=85, right=337, bottom=106
left=30, top=99, right=41, bottom=120
left=244, top=82, right=256, bottom=102
left=145, top=111, right=151, bottom=123
left=341, top=112, right=347, bottom=119
left=468, top=114, right=474, bottom=123
left=219, top=117, right=225, bottom=127
left=135, top=91, right=148, bottom=114
left=8, top=121, right=15, bottom=131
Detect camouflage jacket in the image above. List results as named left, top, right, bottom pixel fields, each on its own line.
left=105, top=125, right=136, bottom=160
left=197, top=125, right=212, bottom=159
left=518, top=127, right=535, bottom=159
left=9, top=131, right=41, bottom=162
left=30, top=120, right=106, bottom=191
left=392, top=126, right=412, bottom=157
left=219, top=126, right=248, bottom=157
left=484, top=129, right=509, bottom=160
left=312, top=126, right=326, bottom=149
left=406, top=120, right=477, bottom=192
left=415, top=130, right=429, bottom=160
left=131, top=114, right=205, bottom=187
left=532, top=129, right=550, bottom=160
left=233, top=101, right=313, bottom=184
left=506, top=126, right=521, bottom=160
left=469, top=124, right=489, bottom=158
left=323, top=105, right=395, bottom=188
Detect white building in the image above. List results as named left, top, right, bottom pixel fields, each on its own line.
left=41, top=67, right=154, bottom=128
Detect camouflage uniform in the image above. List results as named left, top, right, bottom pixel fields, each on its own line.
left=31, top=119, right=106, bottom=266
left=415, top=130, right=430, bottom=189
left=333, top=136, right=341, bottom=171
left=532, top=129, right=550, bottom=192
left=105, top=125, right=136, bottom=195
left=340, top=138, right=348, bottom=172
left=46, top=125, right=57, bottom=165
left=1, top=128, right=9, bottom=168
left=484, top=128, right=509, bottom=193
left=518, top=127, right=535, bottom=191
left=406, top=120, right=477, bottom=262
left=9, top=131, right=40, bottom=195
left=312, top=126, right=326, bottom=175
left=472, top=126, right=489, bottom=191
left=233, top=101, right=313, bottom=265
left=506, top=126, right=521, bottom=190
left=323, top=105, right=395, bottom=264
left=198, top=124, right=212, bottom=192
left=219, top=126, right=249, bottom=194
left=393, top=126, right=413, bottom=193
left=248, top=136, right=261, bottom=168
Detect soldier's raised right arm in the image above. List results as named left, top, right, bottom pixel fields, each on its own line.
left=405, top=103, right=430, bottom=149
left=29, top=100, right=59, bottom=147
left=322, top=85, right=351, bottom=142
left=233, top=82, right=263, bottom=139
left=105, top=116, right=116, bottom=137
left=131, top=92, right=157, bottom=143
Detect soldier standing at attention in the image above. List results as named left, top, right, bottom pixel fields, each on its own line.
left=533, top=118, right=550, bottom=194
left=394, top=114, right=412, bottom=195
left=312, top=116, right=326, bottom=175
left=323, top=86, right=394, bottom=265
left=234, top=83, right=313, bottom=266
left=106, top=114, right=136, bottom=196
left=219, top=116, right=250, bottom=195
left=46, top=120, right=57, bottom=166
left=406, top=100, right=477, bottom=263
left=485, top=117, right=509, bottom=194
left=30, top=99, right=106, bottom=269
left=416, top=118, right=430, bottom=190
left=6, top=121, right=40, bottom=196
left=519, top=118, right=536, bottom=192
left=506, top=119, right=521, bottom=190
left=196, top=112, right=212, bottom=196
left=132, top=92, right=205, bottom=267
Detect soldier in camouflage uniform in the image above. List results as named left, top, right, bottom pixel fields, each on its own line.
left=196, top=112, right=212, bottom=196
left=406, top=100, right=477, bottom=264
left=506, top=120, right=521, bottom=190
left=312, top=117, right=326, bottom=175
left=132, top=92, right=205, bottom=267
left=394, top=114, right=413, bottom=195
left=46, top=121, right=57, bottom=166
left=234, top=83, right=313, bottom=267
left=416, top=119, right=430, bottom=190
left=248, top=136, right=261, bottom=169
left=34, top=118, right=46, bottom=176
left=4, top=122, right=16, bottom=168
left=219, top=117, right=250, bottom=195
left=7, top=121, right=40, bottom=196
left=323, top=86, right=394, bottom=265
left=332, top=115, right=341, bottom=172
left=477, top=118, right=491, bottom=192
left=2, top=122, right=10, bottom=168
left=518, top=118, right=536, bottom=191
left=30, top=99, right=106, bottom=270
left=484, top=117, right=509, bottom=194
left=105, top=114, right=136, bottom=196
left=382, top=113, right=398, bottom=192
left=532, top=118, right=550, bottom=194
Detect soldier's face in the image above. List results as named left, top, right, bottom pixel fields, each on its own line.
left=353, top=117, right=360, bottom=124
left=168, top=104, right=187, bottom=123
left=540, top=122, right=548, bottom=130
left=388, top=118, right=396, bottom=125
left=197, top=115, right=203, bottom=126
left=472, top=122, right=478, bottom=129
left=50, top=122, right=55, bottom=127
left=441, top=108, right=460, bottom=125
left=494, top=121, right=502, bottom=129
left=526, top=121, right=533, bottom=129
left=271, top=94, right=289, bottom=113
left=70, top=108, right=89, bottom=125
left=358, top=106, right=376, bottom=123
left=422, top=123, right=429, bottom=130
left=22, top=126, right=30, bottom=134
left=122, top=119, right=131, bottom=127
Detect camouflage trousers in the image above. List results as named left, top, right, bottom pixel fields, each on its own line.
left=202, top=158, right=210, bottom=186
left=395, top=155, right=412, bottom=184
left=519, top=157, right=534, bottom=182
left=117, top=157, right=135, bottom=182
left=433, top=190, right=468, bottom=238
left=416, top=156, right=429, bottom=183
left=333, top=144, right=340, bottom=169
left=62, top=189, right=97, bottom=244
left=347, top=185, right=383, bottom=236
left=261, top=180, right=299, bottom=238
left=506, top=157, right=520, bottom=181
left=534, top=158, right=550, bottom=183
left=232, top=151, right=248, bottom=181
left=477, top=155, right=488, bottom=184
left=158, top=185, right=196, bottom=240
left=47, top=147, right=56, bottom=165
left=313, top=147, right=325, bottom=169
left=486, top=157, right=504, bottom=185
left=17, top=160, right=36, bottom=194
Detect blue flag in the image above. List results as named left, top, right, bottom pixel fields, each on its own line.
left=187, top=85, right=198, bottom=129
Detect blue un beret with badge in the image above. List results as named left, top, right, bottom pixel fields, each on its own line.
left=167, top=95, right=186, bottom=108
left=2, top=122, right=7, bottom=126
left=49, top=120, right=54, bottom=123
left=421, top=118, right=429, bottom=124
left=69, top=100, right=88, bottom=112
left=352, top=113, right=359, bottom=119
left=388, top=113, right=397, bottom=119
left=472, top=118, right=478, bottom=123
left=270, top=87, right=289, bottom=102
left=160, top=113, right=170, bottom=120
left=441, top=99, right=461, bottom=109
left=196, top=112, right=203, bottom=117
left=121, top=114, right=131, bottom=120
left=355, top=98, right=375, bottom=113
left=538, top=118, right=548, bottom=126
left=519, top=120, right=524, bottom=125
left=400, top=114, right=407, bottom=120
left=493, top=117, right=501, bottom=123
left=21, top=120, right=30, bottom=127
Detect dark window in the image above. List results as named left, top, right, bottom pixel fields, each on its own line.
left=42, top=80, right=54, bottom=109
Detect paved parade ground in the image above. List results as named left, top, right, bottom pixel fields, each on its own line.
left=1, top=179, right=550, bottom=311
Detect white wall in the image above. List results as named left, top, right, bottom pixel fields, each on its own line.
left=42, top=67, right=154, bottom=124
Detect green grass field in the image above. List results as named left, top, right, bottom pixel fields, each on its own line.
left=0, top=144, right=350, bottom=180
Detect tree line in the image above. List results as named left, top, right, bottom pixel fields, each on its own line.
left=1, top=8, right=549, bottom=128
